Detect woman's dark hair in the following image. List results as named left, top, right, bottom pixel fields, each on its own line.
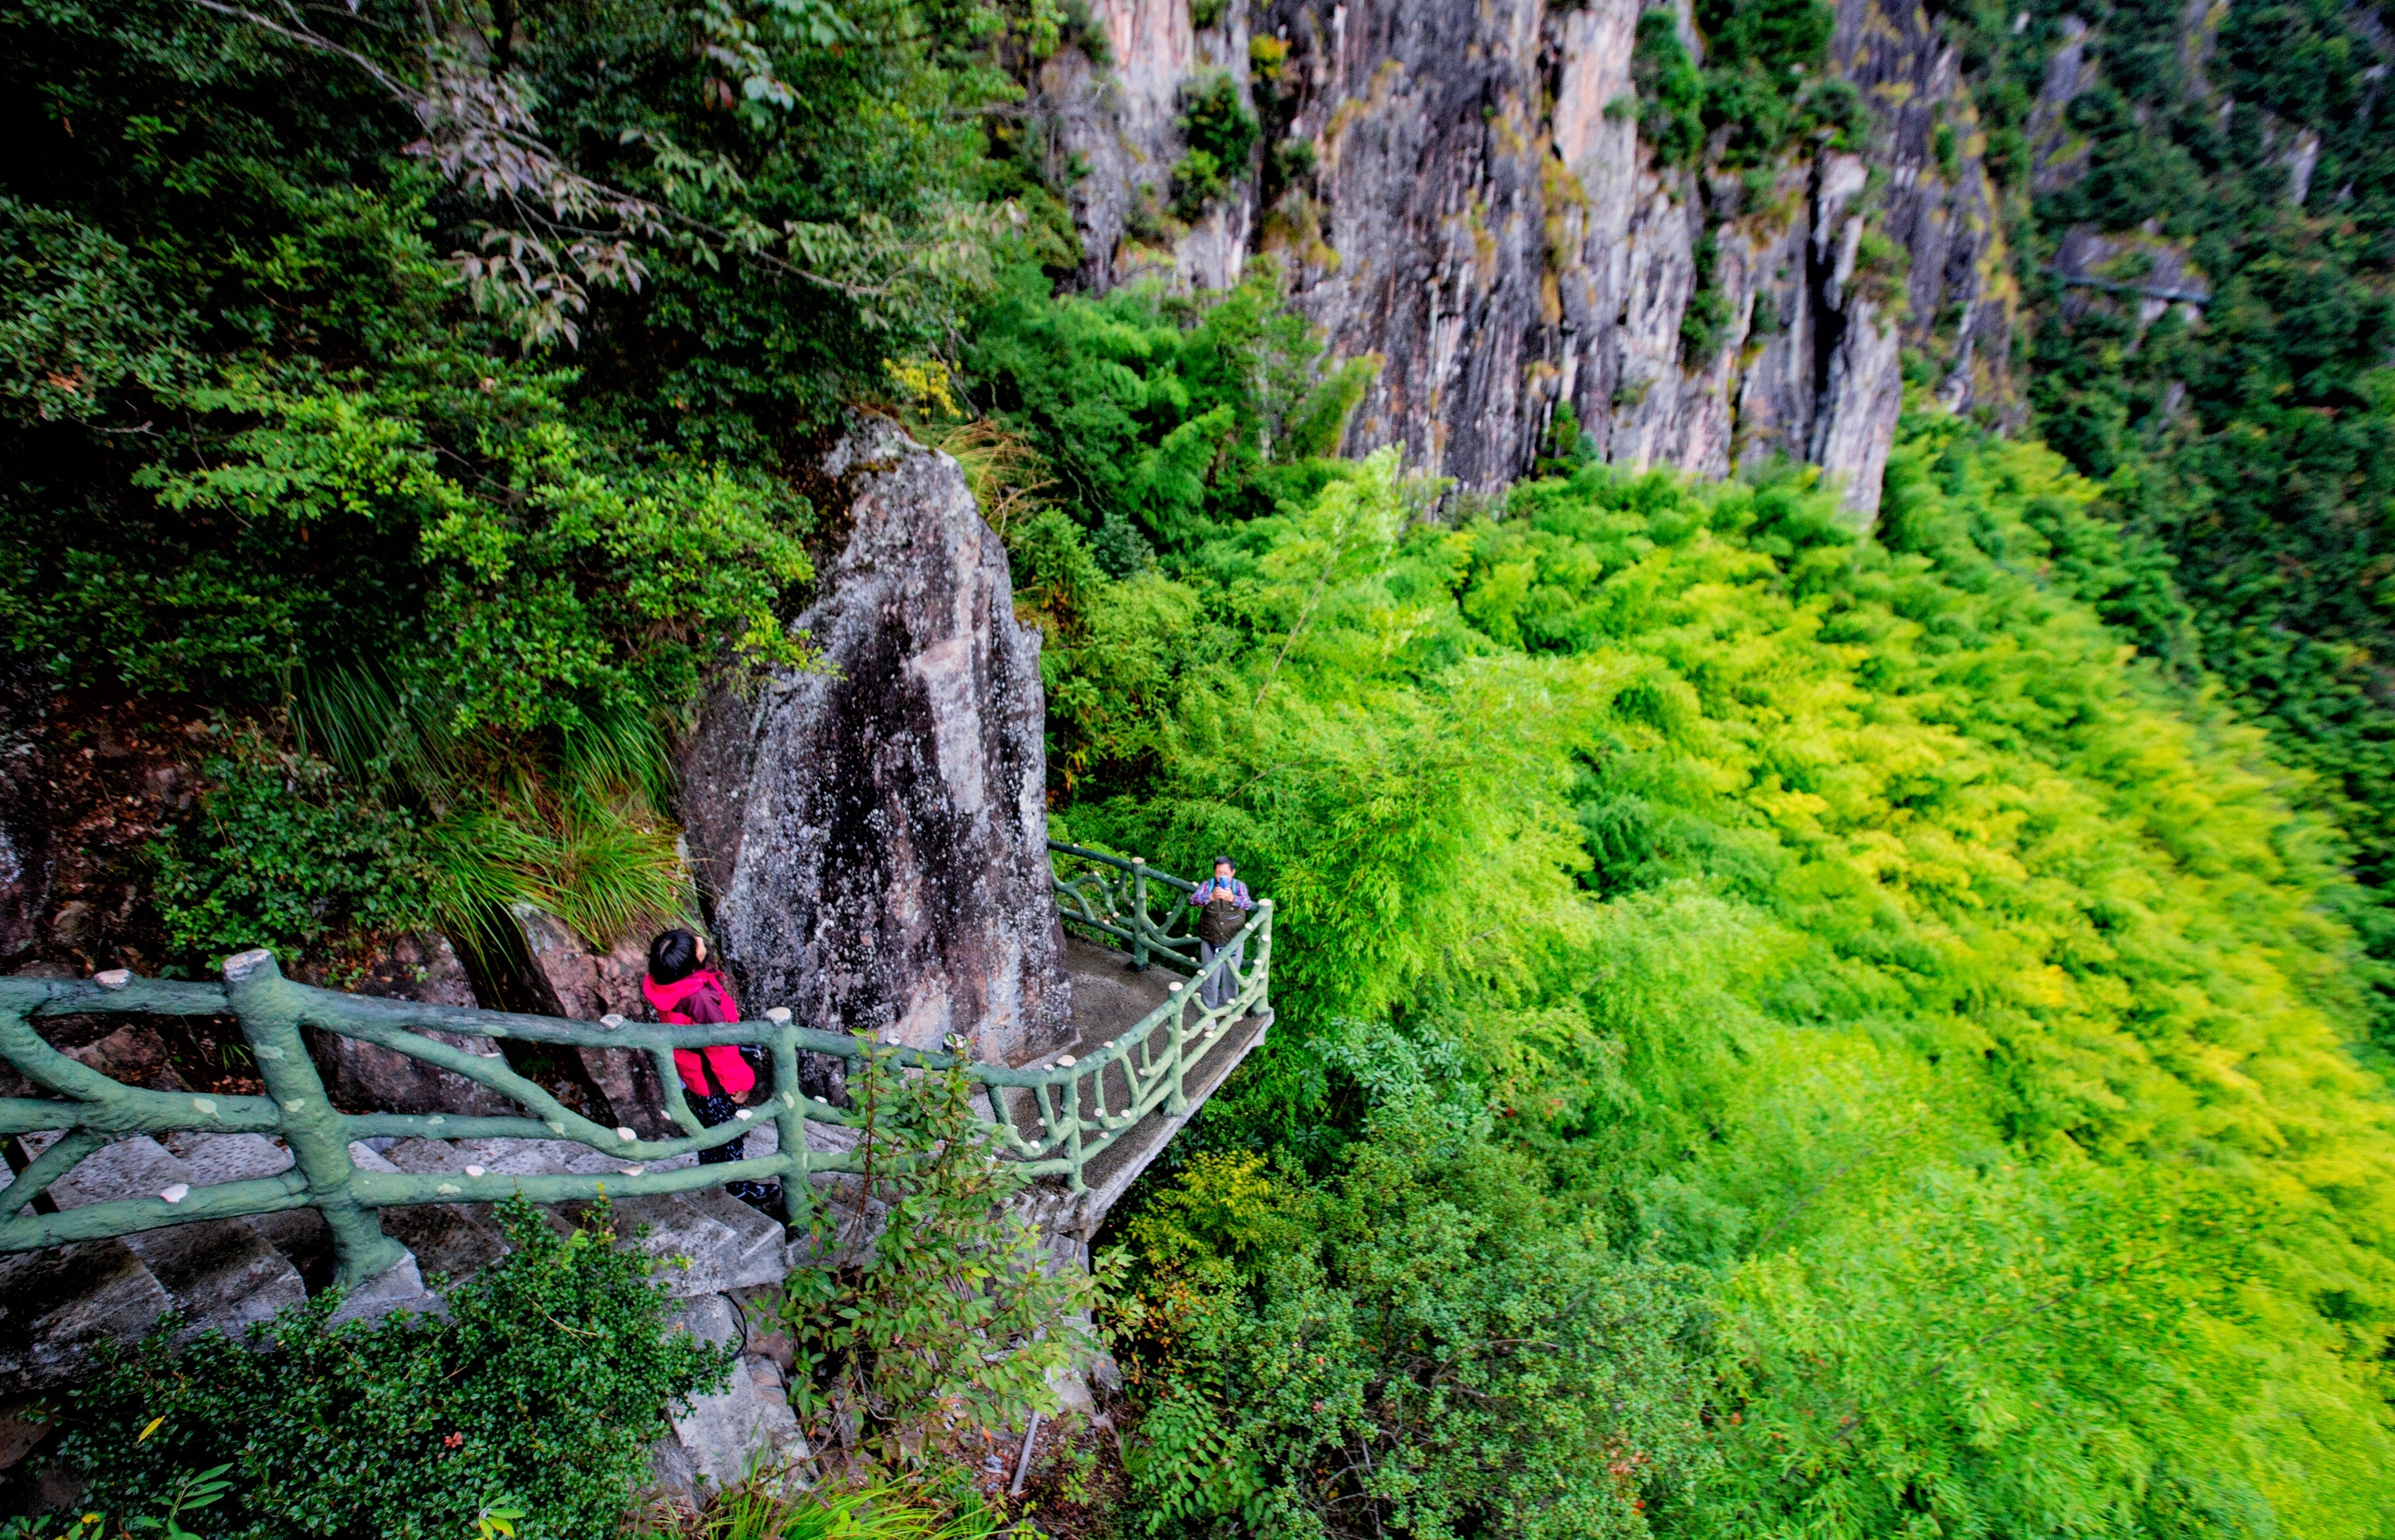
left=647, top=928, right=703, bottom=984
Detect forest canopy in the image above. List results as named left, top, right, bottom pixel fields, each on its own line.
left=2, top=0, right=2393, bottom=1536
left=1038, top=406, right=2395, bottom=1537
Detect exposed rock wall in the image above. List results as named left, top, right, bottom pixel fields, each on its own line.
left=679, top=417, right=1071, bottom=1067
left=1042, top=0, right=2018, bottom=525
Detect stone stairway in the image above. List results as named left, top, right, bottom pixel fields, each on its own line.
left=0, top=1123, right=830, bottom=1496
left=0, top=934, right=1265, bottom=1501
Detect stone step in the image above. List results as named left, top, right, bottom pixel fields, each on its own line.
left=651, top=1292, right=809, bottom=1498
left=0, top=1110, right=893, bottom=1402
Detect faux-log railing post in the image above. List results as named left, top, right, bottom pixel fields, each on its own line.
left=223, top=948, right=413, bottom=1286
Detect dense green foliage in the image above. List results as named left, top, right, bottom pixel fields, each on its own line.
left=0, top=0, right=1055, bottom=969
left=1019, top=397, right=2395, bottom=1534
left=1628, top=0, right=1863, bottom=173
left=774, top=1050, right=1100, bottom=1467
left=966, top=263, right=1372, bottom=566
left=61, top=1200, right=725, bottom=1540
left=1954, top=0, right=2395, bottom=1044
left=1122, top=1128, right=1712, bottom=1538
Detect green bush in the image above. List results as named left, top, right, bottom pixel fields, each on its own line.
left=1171, top=73, right=1259, bottom=220
left=1120, top=1108, right=1712, bottom=1540
left=152, top=727, right=438, bottom=972
left=60, top=1199, right=729, bottom=1540
left=774, top=1050, right=1102, bottom=1470
left=1630, top=13, right=1705, bottom=168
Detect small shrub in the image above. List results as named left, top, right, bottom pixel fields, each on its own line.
left=1630, top=11, right=1704, bottom=168
left=60, top=1199, right=728, bottom=1540
left=1170, top=148, right=1229, bottom=223
left=775, top=1047, right=1106, bottom=1471
left=1178, top=71, right=1259, bottom=182
left=1680, top=224, right=1733, bottom=362
left=151, top=726, right=439, bottom=972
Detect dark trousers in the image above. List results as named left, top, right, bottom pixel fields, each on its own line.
left=688, top=1090, right=777, bottom=1205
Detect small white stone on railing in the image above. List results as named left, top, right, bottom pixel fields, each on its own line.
left=615, top=1126, right=636, bottom=1141
left=160, top=1184, right=188, bottom=1205
left=620, top=1166, right=643, bottom=1177
left=544, top=1120, right=565, bottom=1134
left=1168, top=983, right=1182, bottom=992
left=94, top=968, right=130, bottom=990
left=765, top=1007, right=792, bottom=1024
left=426, top=1115, right=446, bottom=1126
left=464, top=1165, right=486, bottom=1178
left=222, top=948, right=274, bottom=982
left=600, top=1013, right=625, bottom=1031
left=735, top=1109, right=753, bottom=1121
left=811, top=1095, right=829, bottom=1105
left=1059, top=1055, right=1077, bottom=1067
left=280, top=1099, right=306, bottom=1114
left=191, top=1098, right=216, bottom=1117
left=436, top=1183, right=461, bottom=1196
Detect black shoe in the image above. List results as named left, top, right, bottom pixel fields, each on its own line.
left=730, top=1181, right=782, bottom=1215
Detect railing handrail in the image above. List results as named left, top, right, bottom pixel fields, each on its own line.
left=0, top=845, right=1269, bottom=1283
left=1046, top=841, right=1200, bottom=895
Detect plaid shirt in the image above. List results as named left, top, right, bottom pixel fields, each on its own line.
left=1190, top=876, right=1254, bottom=911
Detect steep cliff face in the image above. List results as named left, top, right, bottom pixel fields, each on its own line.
left=1043, top=0, right=2017, bottom=522
left=679, top=418, right=1072, bottom=1068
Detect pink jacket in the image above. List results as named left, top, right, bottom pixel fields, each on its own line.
left=642, top=971, right=756, bottom=1099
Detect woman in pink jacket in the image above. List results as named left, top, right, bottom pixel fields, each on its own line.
left=642, top=928, right=779, bottom=1214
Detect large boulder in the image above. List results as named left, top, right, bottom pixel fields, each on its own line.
left=680, top=417, right=1071, bottom=1067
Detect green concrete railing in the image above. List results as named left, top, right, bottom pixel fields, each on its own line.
left=0, top=846, right=1268, bottom=1285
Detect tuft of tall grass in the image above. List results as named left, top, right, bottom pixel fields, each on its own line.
left=920, top=418, right=1055, bottom=536
left=291, top=661, right=693, bottom=958
left=634, top=1474, right=1006, bottom=1540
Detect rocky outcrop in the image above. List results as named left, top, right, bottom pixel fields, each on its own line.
left=301, top=932, right=519, bottom=1119
left=1039, top=0, right=2019, bottom=525
left=680, top=417, right=1071, bottom=1067
left=509, top=907, right=675, bottom=1135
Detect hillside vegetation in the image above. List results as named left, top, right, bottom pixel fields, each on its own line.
left=2, top=1, right=2393, bottom=1537
left=1009, top=358, right=2395, bottom=1532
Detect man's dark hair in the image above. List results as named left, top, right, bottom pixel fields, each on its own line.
left=648, top=928, right=703, bottom=984
left=1213, top=856, right=1235, bottom=871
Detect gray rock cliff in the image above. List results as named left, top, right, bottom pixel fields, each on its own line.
left=1039, top=0, right=2017, bottom=524
left=679, top=418, right=1071, bottom=1068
